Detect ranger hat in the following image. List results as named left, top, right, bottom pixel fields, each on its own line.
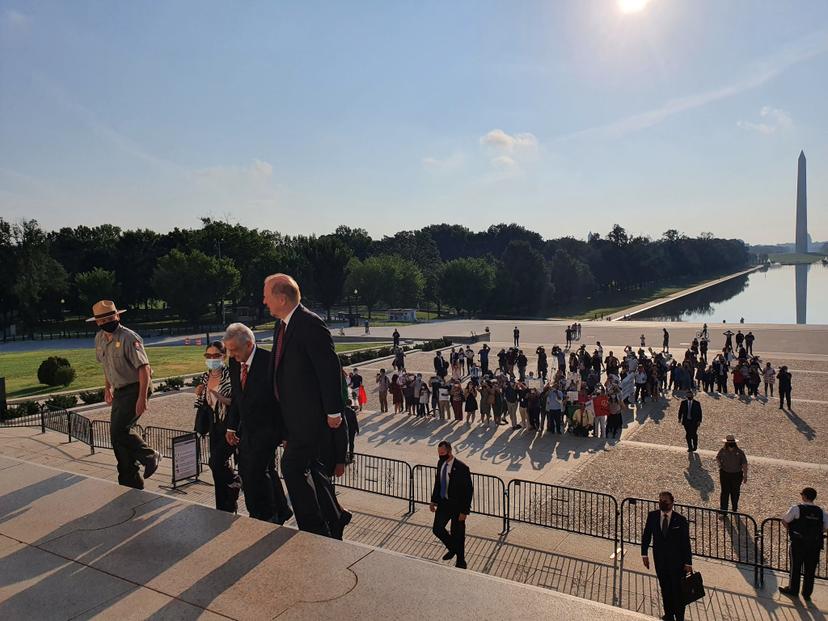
left=86, top=300, right=127, bottom=322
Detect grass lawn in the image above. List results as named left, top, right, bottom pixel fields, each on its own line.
left=551, top=273, right=741, bottom=320
left=1, top=342, right=389, bottom=399
left=768, top=252, right=827, bottom=265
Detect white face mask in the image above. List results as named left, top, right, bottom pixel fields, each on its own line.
left=206, top=358, right=224, bottom=371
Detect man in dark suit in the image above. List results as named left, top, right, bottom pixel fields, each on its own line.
left=223, top=323, right=292, bottom=524
left=641, top=491, right=693, bottom=621
left=263, top=274, right=346, bottom=539
left=430, top=440, right=474, bottom=569
left=678, top=390, right=703, bottom=452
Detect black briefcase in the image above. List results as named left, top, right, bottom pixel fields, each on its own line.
left=681, top=571, right=705, bottom=605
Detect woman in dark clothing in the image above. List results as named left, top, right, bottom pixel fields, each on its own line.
left=194, top=341, right=239, bottom=513
left=464, top=382, right=479, bottom=424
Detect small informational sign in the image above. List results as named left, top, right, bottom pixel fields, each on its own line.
left=172, top=432, right=200, bottom=487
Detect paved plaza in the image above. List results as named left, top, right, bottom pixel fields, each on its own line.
left=11, top=318, right=825, bottom=618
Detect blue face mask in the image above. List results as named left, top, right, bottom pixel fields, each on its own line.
left=205, top=358, right=224, bottom=371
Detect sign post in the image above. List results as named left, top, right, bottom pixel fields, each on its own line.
left=171, top=432, right=201, bottom=488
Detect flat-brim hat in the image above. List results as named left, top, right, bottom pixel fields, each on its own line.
left=86, top=300, right=127, bottom=322
left=723, top=434, right=738, bottom=443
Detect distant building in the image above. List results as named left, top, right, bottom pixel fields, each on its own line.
left=387, top=308, right=417, bottom=322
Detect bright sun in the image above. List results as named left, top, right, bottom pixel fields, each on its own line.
left=618, top=0, right=650, bottom=13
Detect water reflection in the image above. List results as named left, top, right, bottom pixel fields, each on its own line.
left=630, top=263, right=828, bottom=324
left=795, top=263, right=808, bottom=325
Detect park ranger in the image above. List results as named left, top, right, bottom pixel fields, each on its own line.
left=88, top=300, right=161, bottom=489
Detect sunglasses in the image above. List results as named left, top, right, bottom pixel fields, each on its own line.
left=204, top=353, right=224, bottom=359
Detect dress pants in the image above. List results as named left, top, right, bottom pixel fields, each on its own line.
left=779, top=388, right=792, bottom=408
left=719, top=470, right=743, bottom=512
left=788, top=543, right=820, bottom=598
left=683, top=425, right=699, bottom=451
left=238, top=427, right=287, bottom=522
left=656, top=565, right=686, bottom=621
left=208, top=422, right=240, bottom=513
left=110, top=383, right=156, bottom=489
left=432, top=500, right=466, bottom=563
left=281, top=444, right=340, bottom=538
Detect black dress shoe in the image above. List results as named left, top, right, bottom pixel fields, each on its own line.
left=455, top=560, right=467, bottom=569
left=442, top=551, right=456, bottom=561
left=144, top=451, right=162, bottom=479
left=661, top=615, right=674, bottom=621
left=779, top=587, right=798, bottom=598
left=340, top=510, right=352, bottom=528
left=274, top=509, right=294, bottom=525
left=803, top=594, right=812, bottom=602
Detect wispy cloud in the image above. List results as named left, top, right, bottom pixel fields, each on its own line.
left=3, top=9, right=31, bottom=29
left=560, top=28, right=828, bottom=142
left=479, top=129, right=538, bottom=152
left=737, top=106, right=793, bottom=134
left=422, top=152, right=465, bottom=172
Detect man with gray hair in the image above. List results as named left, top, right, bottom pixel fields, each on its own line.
left=224, top=322, right=292, bottom=524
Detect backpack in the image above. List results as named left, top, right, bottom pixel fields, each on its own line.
left=791, top=505, right=825, bottom=548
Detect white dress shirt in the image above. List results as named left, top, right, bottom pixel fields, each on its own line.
left=228, top=344, right=257, bottom=433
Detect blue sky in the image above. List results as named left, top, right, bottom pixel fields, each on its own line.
left=1, top=0, right=826, bottom=244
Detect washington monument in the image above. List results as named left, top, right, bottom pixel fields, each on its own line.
left=795, top=150, right=807, bottom=253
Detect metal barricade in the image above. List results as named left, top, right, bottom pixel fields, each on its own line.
left=413, top=464, right=508, bottom=532
left=69, top=413, right=92, bottom=447
left=144, top=426, right=186, bottom=459
left=337, top=452, right=413, bottom=504
left=621, top=497, right=760, bottom=585
left=508, top=479, right=618, bottom=543
left=759, top=517, right=828, bottom=587
left=92, top=420, right=113, bottom=450
left=0, top=412, right=43, bottom=428
left=42, top=410, right=71, bottom=438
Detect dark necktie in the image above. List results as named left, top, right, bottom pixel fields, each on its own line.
left=273, top=321, right=286, bottom=400
left=662, top=514, right=669, bottom=537
left=440, top=462, right=449, bottom=499
left=241, top=362, right=248, bottom=390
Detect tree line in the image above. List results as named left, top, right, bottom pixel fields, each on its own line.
left=0, top=218, right=750, bottom=333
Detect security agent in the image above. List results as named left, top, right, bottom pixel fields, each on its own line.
left=89, top=300, right=161, bottom=489
left=779, top=487, right=828, bottom=602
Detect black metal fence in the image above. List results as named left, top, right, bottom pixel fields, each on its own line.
left=3, top=415, right=826, bottom=586
left=759, top=517, right=828, bottom=586
left=413, top=464, right=508, bottom=532
left=509, top=479, right=618, bottom=543
left=339, top=453, right=412, bottom=502
left=620, top=497, right=761, bottom=584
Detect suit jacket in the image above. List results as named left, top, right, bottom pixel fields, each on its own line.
left=641, top=509, right=693, bottom=571
left=270, top=304, right=345, bottom=453
left=226, top=347, right=282, bottom=439
left=431, top=458, right=474, bottom=515
left=678, top=399, right=703, bottom=427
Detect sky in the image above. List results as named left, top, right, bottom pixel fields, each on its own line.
left=1, top=0, right=827, bottom=245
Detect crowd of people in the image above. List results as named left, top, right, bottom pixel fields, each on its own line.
left=348, top=325, right=796, bottom=443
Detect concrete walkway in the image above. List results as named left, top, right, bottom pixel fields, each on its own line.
left=0, top=454, right=648, bottom=621
left=1, top=426, right=824, bottom=620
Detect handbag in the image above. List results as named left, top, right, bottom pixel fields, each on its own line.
left=358, top=384, right=368, bottom=405
left=194, top=402, right=213, bottom=436
left=680, top=571, right=705, bottom=605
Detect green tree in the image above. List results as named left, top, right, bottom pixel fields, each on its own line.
left=75, top=268, right=119, bottom=313
left=493, top=241, right=552, bottom=315
left=548, top=249, right=594, bottom=305
left=12, top=220, right=68, bottom=329
left=151, top=249, right=240, bottom=322
left=382, top=255, right=425, bottom=309
left=345, top=256, right=384, bottom=319
left=301, top=235, right=352, bottom=320
left=438, top=258, right=496, bottom=316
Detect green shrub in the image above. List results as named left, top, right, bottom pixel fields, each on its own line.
left=79, top=389, right=105, bottom=405
left=37, top=356, right=72, bottom=386
left=189, top=375, right=204, bottom=387
left=166, top=377, right=185, bottom=390
left=53, top=365, right=77, bottom=387
left=44, top=394, right=78, bottom=411
left=2, top=401, right=41, bottom=420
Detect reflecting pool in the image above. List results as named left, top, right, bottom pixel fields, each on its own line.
left=631, top=263, right=828, bottom=324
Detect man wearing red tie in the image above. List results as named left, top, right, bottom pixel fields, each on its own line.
left=224, top=323, right=292, bottom=523
left=264, top=274, right=347, bottom=539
